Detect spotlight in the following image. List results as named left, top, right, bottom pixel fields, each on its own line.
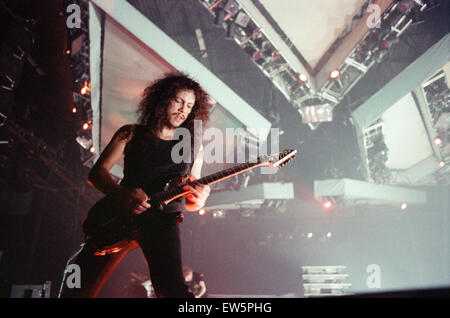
left=439, top=161, right=445, bottom=168
left=198, top=209, right=205, bottom=215
left=398, top=0, right=415, bottom=13
left=330, top=69, right=340, bottom=79
left=80, top=81, right=90, bottom=95
left=234, top=10, right=250, bottom=28
left=223, top=0, right=239, bottom=16
left=306, top=232, right=313, bottom=239
left=400, top=202, right=408, bottom=210
left=434, top=137, right=442, bottom=145
left=298, top=73, right=308, bottom=83
left=213, top=210, right=225, bottom=218
left=82, top=122, right=89, bottom=130
left=322, top=200, right=333, bottom=210
left=72, top=107, right=77, bottom=114
left=89, top=146, right=95, bottom=153
left=326, top=232, right=332, bottom=238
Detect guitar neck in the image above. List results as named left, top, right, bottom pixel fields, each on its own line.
left=197, top=160, right=262, bottom=186
left=152, top=160, right=263, bottom=205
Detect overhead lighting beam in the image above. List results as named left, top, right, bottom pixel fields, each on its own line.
left=315, top=0, right=395, bottom=91
left=235, top=0, right=314, bottom=92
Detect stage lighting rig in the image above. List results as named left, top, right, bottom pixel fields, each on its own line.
left=212, top=210, right=225, bottom=218
left=0, top=4, right=37, bottom=119
left=330, top=70, right=340, bottom=80
left=201, top=0, right=438, bottom=133
left=421, top=67, right=450, bottom=183
left=234, top=10, right=251, bottom=28
left=298, top=73, right=308, bottom=83
left=198, top=0, right=311, bottom=118
left=223, top=0, right=239, bottom=15
left=63, top=0, right=95, bottom=163
left=0, top=73, right=15, bottom=92
left=318, top=0, right=430, bottom=114
left=360, top=120, right=393, bottom=184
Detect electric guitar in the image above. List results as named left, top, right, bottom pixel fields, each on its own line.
left=83, top=149, right=297, bottom=255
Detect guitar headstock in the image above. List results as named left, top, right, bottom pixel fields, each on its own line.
left=259, top=149, right=297, bottom=167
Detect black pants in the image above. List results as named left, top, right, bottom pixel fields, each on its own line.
left=60, top=213, right=194, bottom=298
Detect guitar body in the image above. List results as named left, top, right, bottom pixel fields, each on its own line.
left=82, top=176, right=182, bottom=253
left=83, top=196, right=140, bottom=250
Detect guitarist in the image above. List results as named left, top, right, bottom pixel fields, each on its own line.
left=61, top=73, right=212, bottom=298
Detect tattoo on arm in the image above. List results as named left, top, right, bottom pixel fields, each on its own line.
left=115, top=124, right=135, bottom=142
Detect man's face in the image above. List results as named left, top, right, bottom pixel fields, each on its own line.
left=166, top=89, right=196, bottom=129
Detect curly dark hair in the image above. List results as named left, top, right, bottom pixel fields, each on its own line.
left=137, top=73, right=212, bottom=142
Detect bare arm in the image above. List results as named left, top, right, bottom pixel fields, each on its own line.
left=88, top=124, right=150, bottom=214
left=184, top=144, right=210, bottom=211
left=190, top=144, right=204, bottom=179
left=195, top=280, right=207, bottom=298
left=88, top=125, right=132, bottom=198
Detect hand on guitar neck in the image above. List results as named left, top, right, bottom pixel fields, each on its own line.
left=183, top=176, right=211, bottom=212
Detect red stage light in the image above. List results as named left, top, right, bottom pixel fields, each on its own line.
left=434, top=137, right=442, bottom=145
left=323, top=200, right=333, bottom=209
left=330, top=70, right=340, bottom=79
left=81, top=81, right=91, bottom=95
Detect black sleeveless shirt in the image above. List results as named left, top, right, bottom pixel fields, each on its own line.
left=120, top=125, right=193, bottom=214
